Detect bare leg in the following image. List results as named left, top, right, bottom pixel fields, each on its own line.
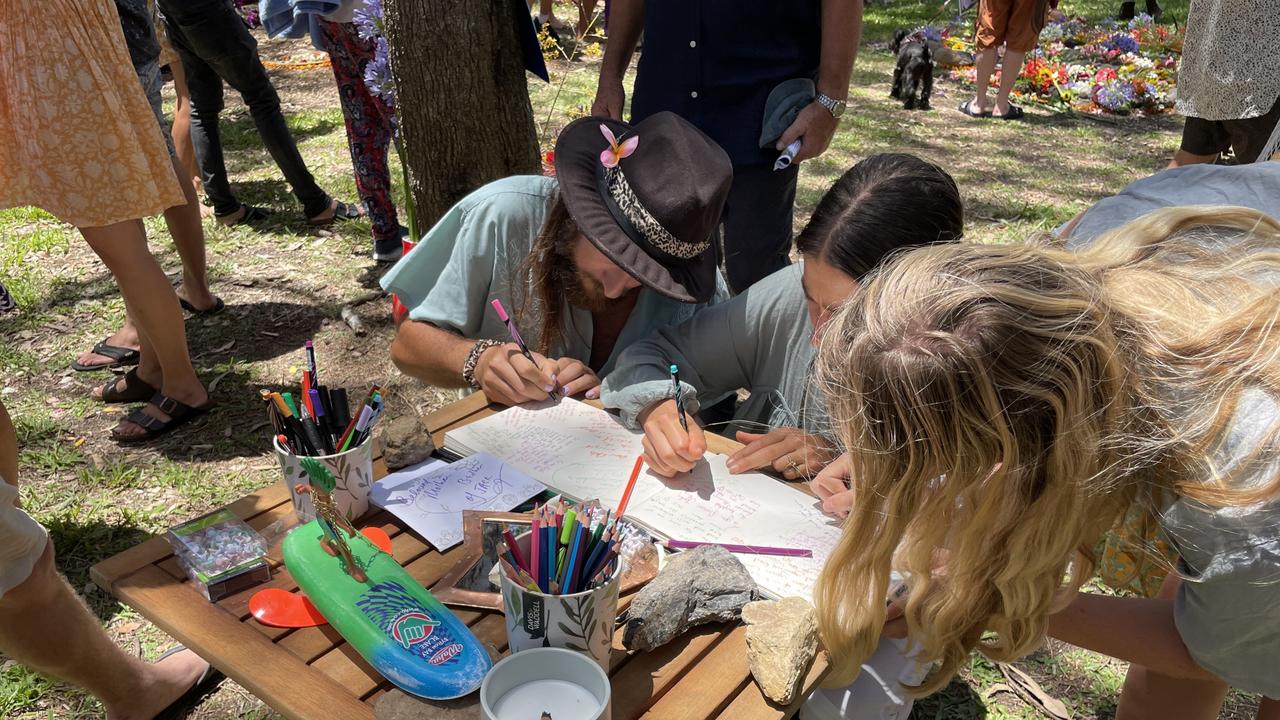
left=79, top=220, right=207, bottom=438
left=1167, top=148, right=1219, bottom=169
left=162, top=155, right=216, bottom=310
left=576, top=0, right=600, bottom=35
left=993, top=49, right=1026, bottom=116
left=1115, top=575, right=1229, bottom=720
left=169, top=57, right=205, bottom=202
left=0, top=544, right=209, bottom=720
left=968, top=46, right=998, bottom=114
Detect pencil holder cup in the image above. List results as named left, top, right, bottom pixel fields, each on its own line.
left=273, top=436, right=374, bottom=524
left=500, top=532, right=621, bottom=671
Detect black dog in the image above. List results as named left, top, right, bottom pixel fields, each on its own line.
left=890, top=29, right=933, bottom=110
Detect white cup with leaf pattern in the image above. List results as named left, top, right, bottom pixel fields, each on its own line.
left=499, top=532, right=620, bottom=671
left=273, top=436, right=373, bottom=523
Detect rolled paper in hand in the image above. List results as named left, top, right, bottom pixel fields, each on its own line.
left=774, top=139, right=802, bottom=171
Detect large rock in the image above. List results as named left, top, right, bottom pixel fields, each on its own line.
left=379, top=412, right=436, bottom=471
left=742, top=597, right=818, bottom=705
left=622, top=545, right=758, bottom=652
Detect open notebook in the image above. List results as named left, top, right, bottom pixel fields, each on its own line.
left=444, top=398, right=843, bottom=603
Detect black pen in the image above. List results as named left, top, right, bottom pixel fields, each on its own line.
left=670, top=364, right=687, bottom=432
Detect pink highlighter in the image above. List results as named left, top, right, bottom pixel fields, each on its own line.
left=490, top=299, right=556, bottom=400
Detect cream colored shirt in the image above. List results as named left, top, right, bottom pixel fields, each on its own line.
left=1175, top=0, right=1280, bottom=120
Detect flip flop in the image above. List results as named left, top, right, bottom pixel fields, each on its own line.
left=306, top=200, right=364, bottom=227
left=72, top=340, right=140, bottom=372
left=995, top=104, right=1026, bottom=120
left=98, top=368, right=158, bottom=404
left=112, top=392, right=213, bottom=443
left=179, top=296, right=225, bottom=316
left=249, top=527, right=392, bottom=628
left=150, top=645, right=224, bottom=720
left=956, top=100, right=991, bottom=118
left=215, top=204, right=271, bottom=228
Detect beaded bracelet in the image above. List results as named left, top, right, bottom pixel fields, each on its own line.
left=462, top=339, right=504, bottom=390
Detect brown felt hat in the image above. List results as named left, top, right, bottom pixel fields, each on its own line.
left=554, top=112, right=732, bottom=303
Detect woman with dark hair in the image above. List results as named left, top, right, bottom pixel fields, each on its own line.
left=602, top=153, right=964, bottom=479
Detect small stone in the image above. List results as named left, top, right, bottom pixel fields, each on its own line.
left=741, top=597, right=818, bottom=705
left=374, top=689, right=479, bottom=720
left=622, top=545, right=758, bottom=652
left=380, top=413, right=436, bottom=471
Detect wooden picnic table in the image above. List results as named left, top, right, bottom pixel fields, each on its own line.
left=91, top=393, right=831, bottom=720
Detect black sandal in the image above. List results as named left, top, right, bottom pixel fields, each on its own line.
left=216, top=204, right=271, bottom=227
left=112, top=391, right=212, bottom=443
left=995, top=104, right=1026, bottom=120
left=151, top=645, right=225, bottom=720
left=957, top=100, right=991, bottom=118
left=72, top=339, right=140, bottom=372
left=179, top=296, right=225, bottom=316
left=98, top=368, right=157, bottom=404
left=306, top=200, right=364, bottom=226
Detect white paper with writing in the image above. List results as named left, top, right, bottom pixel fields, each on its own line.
left=369, top=453, right=545, bottom=550
left=445, top=399, right=844, bottom=602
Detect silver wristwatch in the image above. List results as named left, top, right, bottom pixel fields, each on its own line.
left=815, top=92, right=847, bottom=119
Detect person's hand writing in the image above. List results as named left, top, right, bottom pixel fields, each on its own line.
left=775, top=101, right=840, bottom=164
left=726, top=428, right=837, bottom=480
left=638, top=399, right=706, bottom=477
left=810, top=452, right=855, bottom=518
left=550, top=357, right=601, bottom=399
left=591, top=79, right=625, bottom=120
left=474, top=344, right=557, bottom=406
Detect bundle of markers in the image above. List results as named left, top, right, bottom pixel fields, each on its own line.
left=499, top=500, right=620, bottom=596
left=261, top=340, right=384, bottom=457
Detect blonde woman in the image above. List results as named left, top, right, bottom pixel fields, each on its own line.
left=811, top=207, right=1280, bottom=719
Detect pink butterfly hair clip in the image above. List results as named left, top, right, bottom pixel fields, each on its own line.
left=599, top=124, right=638, bottom=168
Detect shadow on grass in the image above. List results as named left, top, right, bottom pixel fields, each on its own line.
left=189, top=300, right=328, bottom=364
left=219, top=112, right=342, bottom=153
left=43, top=513, right=152, bottom=619
left=910, top=678, right=988, bottom=720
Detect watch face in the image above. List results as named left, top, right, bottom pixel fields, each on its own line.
left=832, top=103, right=846, bottom=118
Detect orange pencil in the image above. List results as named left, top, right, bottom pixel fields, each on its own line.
left=615, top=455, right=644, bottom=517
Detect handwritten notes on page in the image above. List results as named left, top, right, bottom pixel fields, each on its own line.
left=370, top=453, right=544, bottom=550
left=443, top=399, right=844, bottom=603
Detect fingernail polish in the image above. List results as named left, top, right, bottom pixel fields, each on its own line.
left=586, top=388, right=599, bottom=399
left=561, top=386, right=571, bottom=395
left=543, top=385, right=554, bottom=393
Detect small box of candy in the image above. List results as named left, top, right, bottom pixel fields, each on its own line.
left=167, top=509, right=270, bottom=601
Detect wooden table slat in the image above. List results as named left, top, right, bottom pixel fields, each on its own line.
left=640, top=626, right=754, bottom=720
left=608, top=624, right=730, bottom=720
left=115, top=564, right=373, bottom=720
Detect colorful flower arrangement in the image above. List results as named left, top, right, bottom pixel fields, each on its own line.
left=946, top=13, right=1182, bottom=116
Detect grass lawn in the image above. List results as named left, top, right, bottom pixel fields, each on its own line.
left=0, top=0, right=1262, bottom=717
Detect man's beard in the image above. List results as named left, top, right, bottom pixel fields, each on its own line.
left=551, top=253, right=629, bottom=313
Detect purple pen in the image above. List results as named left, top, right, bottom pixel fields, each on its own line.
left=662, top=539, right=814, bottom=558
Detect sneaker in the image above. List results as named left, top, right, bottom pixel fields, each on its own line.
left=373, top=239, right=404, bottom=263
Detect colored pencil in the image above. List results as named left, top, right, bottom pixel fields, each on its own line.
left=661, top=539, right=813, bottom=558
left=616, top=455, right=645, bottom=516
left=530, top=517, right=542, bottom=591
left=503, top=529, right=529, bottom=573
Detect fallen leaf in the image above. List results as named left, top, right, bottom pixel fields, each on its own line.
left=208, top=369, right=231, bottom=392
left=116, top=621, right=142, bottom=634
left=212, top=340, right=235, bottom=353
left=982, top=683, right=1016, bottom=700
left=998, top=663, right=1072, bottom=720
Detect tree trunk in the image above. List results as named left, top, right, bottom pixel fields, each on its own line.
left=383, top=0, right=541, bottom=227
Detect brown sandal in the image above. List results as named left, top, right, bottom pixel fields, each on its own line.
left=112, top=391, right=212, bottom=443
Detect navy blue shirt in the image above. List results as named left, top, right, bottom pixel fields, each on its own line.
left=630, top=0, right=822, bottom=168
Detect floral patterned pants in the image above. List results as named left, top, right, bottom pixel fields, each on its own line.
left=318, top=19, right=400, bottom=247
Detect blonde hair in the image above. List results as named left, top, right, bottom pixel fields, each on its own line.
left=813, top=206, right=1280, bottom=692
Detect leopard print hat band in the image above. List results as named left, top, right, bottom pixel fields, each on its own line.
left=598, top=165, right=709, bottom=261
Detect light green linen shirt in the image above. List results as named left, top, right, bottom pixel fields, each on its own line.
left=379, top=175, right=724, bottom=378
left=601, top=264, right=830, bottom=438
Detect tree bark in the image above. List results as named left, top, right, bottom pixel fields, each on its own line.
left=383, top=0, right=541, bottom=227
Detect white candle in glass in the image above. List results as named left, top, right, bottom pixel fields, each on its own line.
left=491, top=678, right=602, bottom=719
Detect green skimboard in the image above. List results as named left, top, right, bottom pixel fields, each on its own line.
left=283, top=521, right=491, bottom=699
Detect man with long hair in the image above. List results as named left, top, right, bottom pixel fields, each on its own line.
left=381, top=112, right=732, bottom=406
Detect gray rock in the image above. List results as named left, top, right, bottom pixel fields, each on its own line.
left=374, top=689, right=479, bottom=720
left=622, top=545, right=758, bottom=652
left=380, top=412, right=436, bottom=471
left=742, top=597, right=818, bottom=705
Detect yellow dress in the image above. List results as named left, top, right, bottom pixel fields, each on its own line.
left=0, top=0, right=183, bottom=228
